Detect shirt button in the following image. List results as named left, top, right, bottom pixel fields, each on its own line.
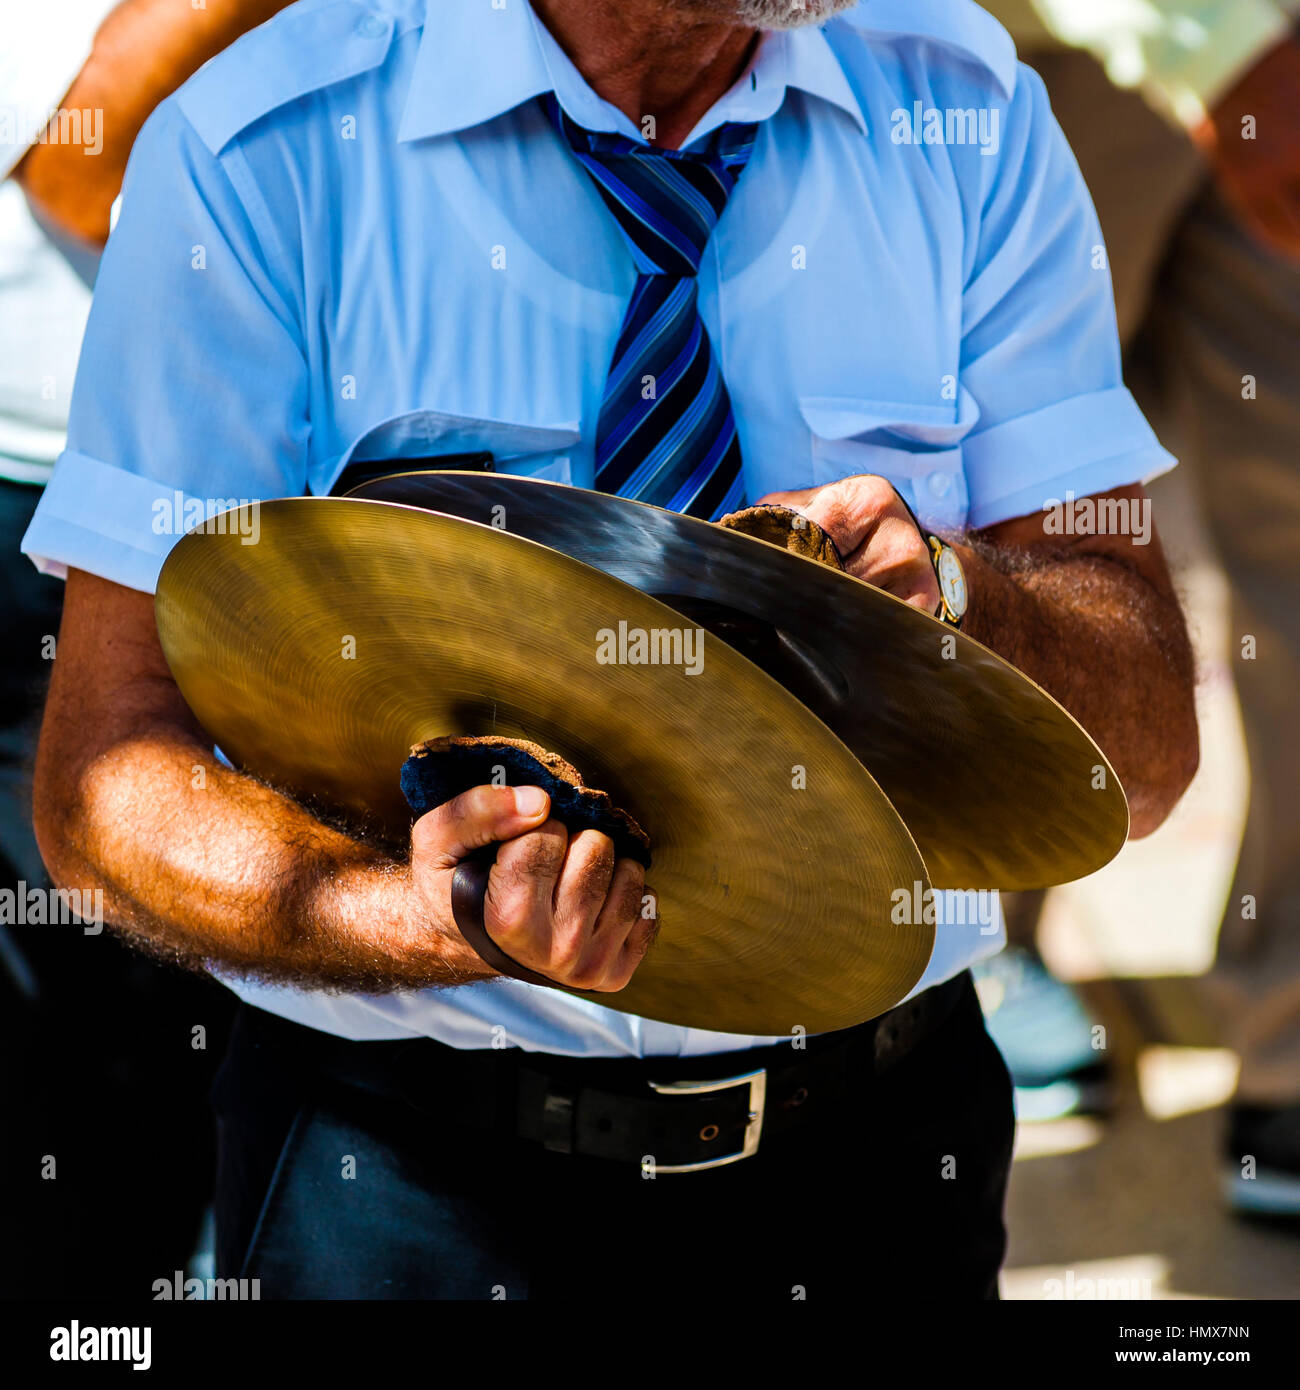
left=357, top=15, right=387, bottom=38
left=927, top=471, right=953, bottom=499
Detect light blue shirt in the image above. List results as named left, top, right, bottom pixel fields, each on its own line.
left=23, top=0, right=1174, bottom=1056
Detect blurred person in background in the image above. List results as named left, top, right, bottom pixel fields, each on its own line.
left=979, top=0, right=1300, bottom=1217
left=1, top=0, right=291, bottom=1298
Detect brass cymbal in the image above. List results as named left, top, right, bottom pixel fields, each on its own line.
left=155, top=497, right=934, bottom=1034
left=349, top=472, right=1129, bottom=890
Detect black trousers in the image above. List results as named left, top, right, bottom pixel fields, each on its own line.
left=212, top=974, right=1014, bottom=1301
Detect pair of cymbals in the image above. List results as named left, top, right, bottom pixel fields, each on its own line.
left=154, top=476, right=1125, bottom=1035
left=348, top=471, right=1129, bottom=891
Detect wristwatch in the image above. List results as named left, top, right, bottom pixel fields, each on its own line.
left=887, top=483, right=968, bottom=629
left=927, top=535, right=968, bottom=630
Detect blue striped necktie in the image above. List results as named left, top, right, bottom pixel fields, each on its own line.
left=546, top=94, right=758, bottom=520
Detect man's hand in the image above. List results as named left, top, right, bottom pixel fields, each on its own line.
left=756, top=474, right=941, bottom=612
left=1193, top=35, right=1300, bottom=260
left=410, top=786, right=656, bottom=991
left=761, top=474, right=1198, bottom=838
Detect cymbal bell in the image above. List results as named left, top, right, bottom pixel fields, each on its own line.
left=348, top=471, right=1130, bottom=890
left=155, top=497, right=935, bottom=1035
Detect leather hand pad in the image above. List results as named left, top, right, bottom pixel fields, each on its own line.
left=401, top=735, right=651, bottom=867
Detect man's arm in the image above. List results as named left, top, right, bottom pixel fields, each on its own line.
left=14, top=0, right=294, bottom=244
left=33, top=569, right=654, bottom=991
left=958, top=485, right=1198, bottom=838
left=759, top=478, right=1199, bottom=840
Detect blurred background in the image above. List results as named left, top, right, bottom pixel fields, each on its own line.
left=986, top=0, right=1300, bottom=1301
left=1000, top=459, right=1289, bottom=1299
left=2, top=1, right=1299, bottom=1300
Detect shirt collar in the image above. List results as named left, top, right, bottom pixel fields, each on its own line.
left=398, top=1, right=867, bottom=146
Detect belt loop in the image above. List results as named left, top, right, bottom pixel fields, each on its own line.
left=542, top=1080, right=578, bottom=1153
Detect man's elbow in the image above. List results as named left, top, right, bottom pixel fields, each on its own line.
left=30, top=717, right=107, bottom=894
left=32, top=755, right=82, bottom=892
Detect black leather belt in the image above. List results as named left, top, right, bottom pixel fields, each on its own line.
left=246, top=971, right=973, bottom=1174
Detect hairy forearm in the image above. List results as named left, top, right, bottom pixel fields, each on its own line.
left=15, top=0, right=293, bottom=243
left=958, top=539, right=1198, bottom=837
left=958, top=537, right=1198, bottom=836
left=35, top=705, right=490, bottom=991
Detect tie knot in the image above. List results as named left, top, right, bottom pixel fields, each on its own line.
left=545, top=94, right=757, bottom=278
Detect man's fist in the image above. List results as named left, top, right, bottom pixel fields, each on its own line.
left=410, top=784, right=657, bottom=992
left=757, top=473, right=940, bottom=612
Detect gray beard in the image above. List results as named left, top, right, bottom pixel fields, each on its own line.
left=727, top=0, right=858, bottom=28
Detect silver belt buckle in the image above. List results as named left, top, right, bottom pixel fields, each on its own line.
left=643, top=1068, right=767, bottom=1174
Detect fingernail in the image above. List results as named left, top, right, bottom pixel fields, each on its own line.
left=513, top=786, right=548, bottom=818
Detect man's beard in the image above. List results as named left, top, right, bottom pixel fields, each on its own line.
left=726, top=0, right=858, bottom=29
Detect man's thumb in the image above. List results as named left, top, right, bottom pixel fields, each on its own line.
left=413, top=783, right=551, bottom=869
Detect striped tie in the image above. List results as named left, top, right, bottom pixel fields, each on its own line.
left=546, top=94, right=758, bottom=520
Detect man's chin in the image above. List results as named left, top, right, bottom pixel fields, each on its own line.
left=734, top=0, right=859, bottom=29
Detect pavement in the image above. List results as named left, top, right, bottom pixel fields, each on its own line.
left=1000, top=467, right=1300, bottom=1300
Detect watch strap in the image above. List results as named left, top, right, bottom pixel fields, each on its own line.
left=885, top=483, right=964, bottom=628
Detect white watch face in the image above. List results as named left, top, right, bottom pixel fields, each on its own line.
left=936, top=546, right=968, bottom=618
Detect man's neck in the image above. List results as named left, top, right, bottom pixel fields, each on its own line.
left=531, top=0, right=759, bottom=148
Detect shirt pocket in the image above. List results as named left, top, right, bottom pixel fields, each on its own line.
left=798, top=390, right=981, bottom=531
left=321, top=409, right=583, bottom=494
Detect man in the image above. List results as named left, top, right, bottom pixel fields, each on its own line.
left=23, top=0, right=1198, bottom=1299
left=986, top=0, right=1300, bottom=1211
